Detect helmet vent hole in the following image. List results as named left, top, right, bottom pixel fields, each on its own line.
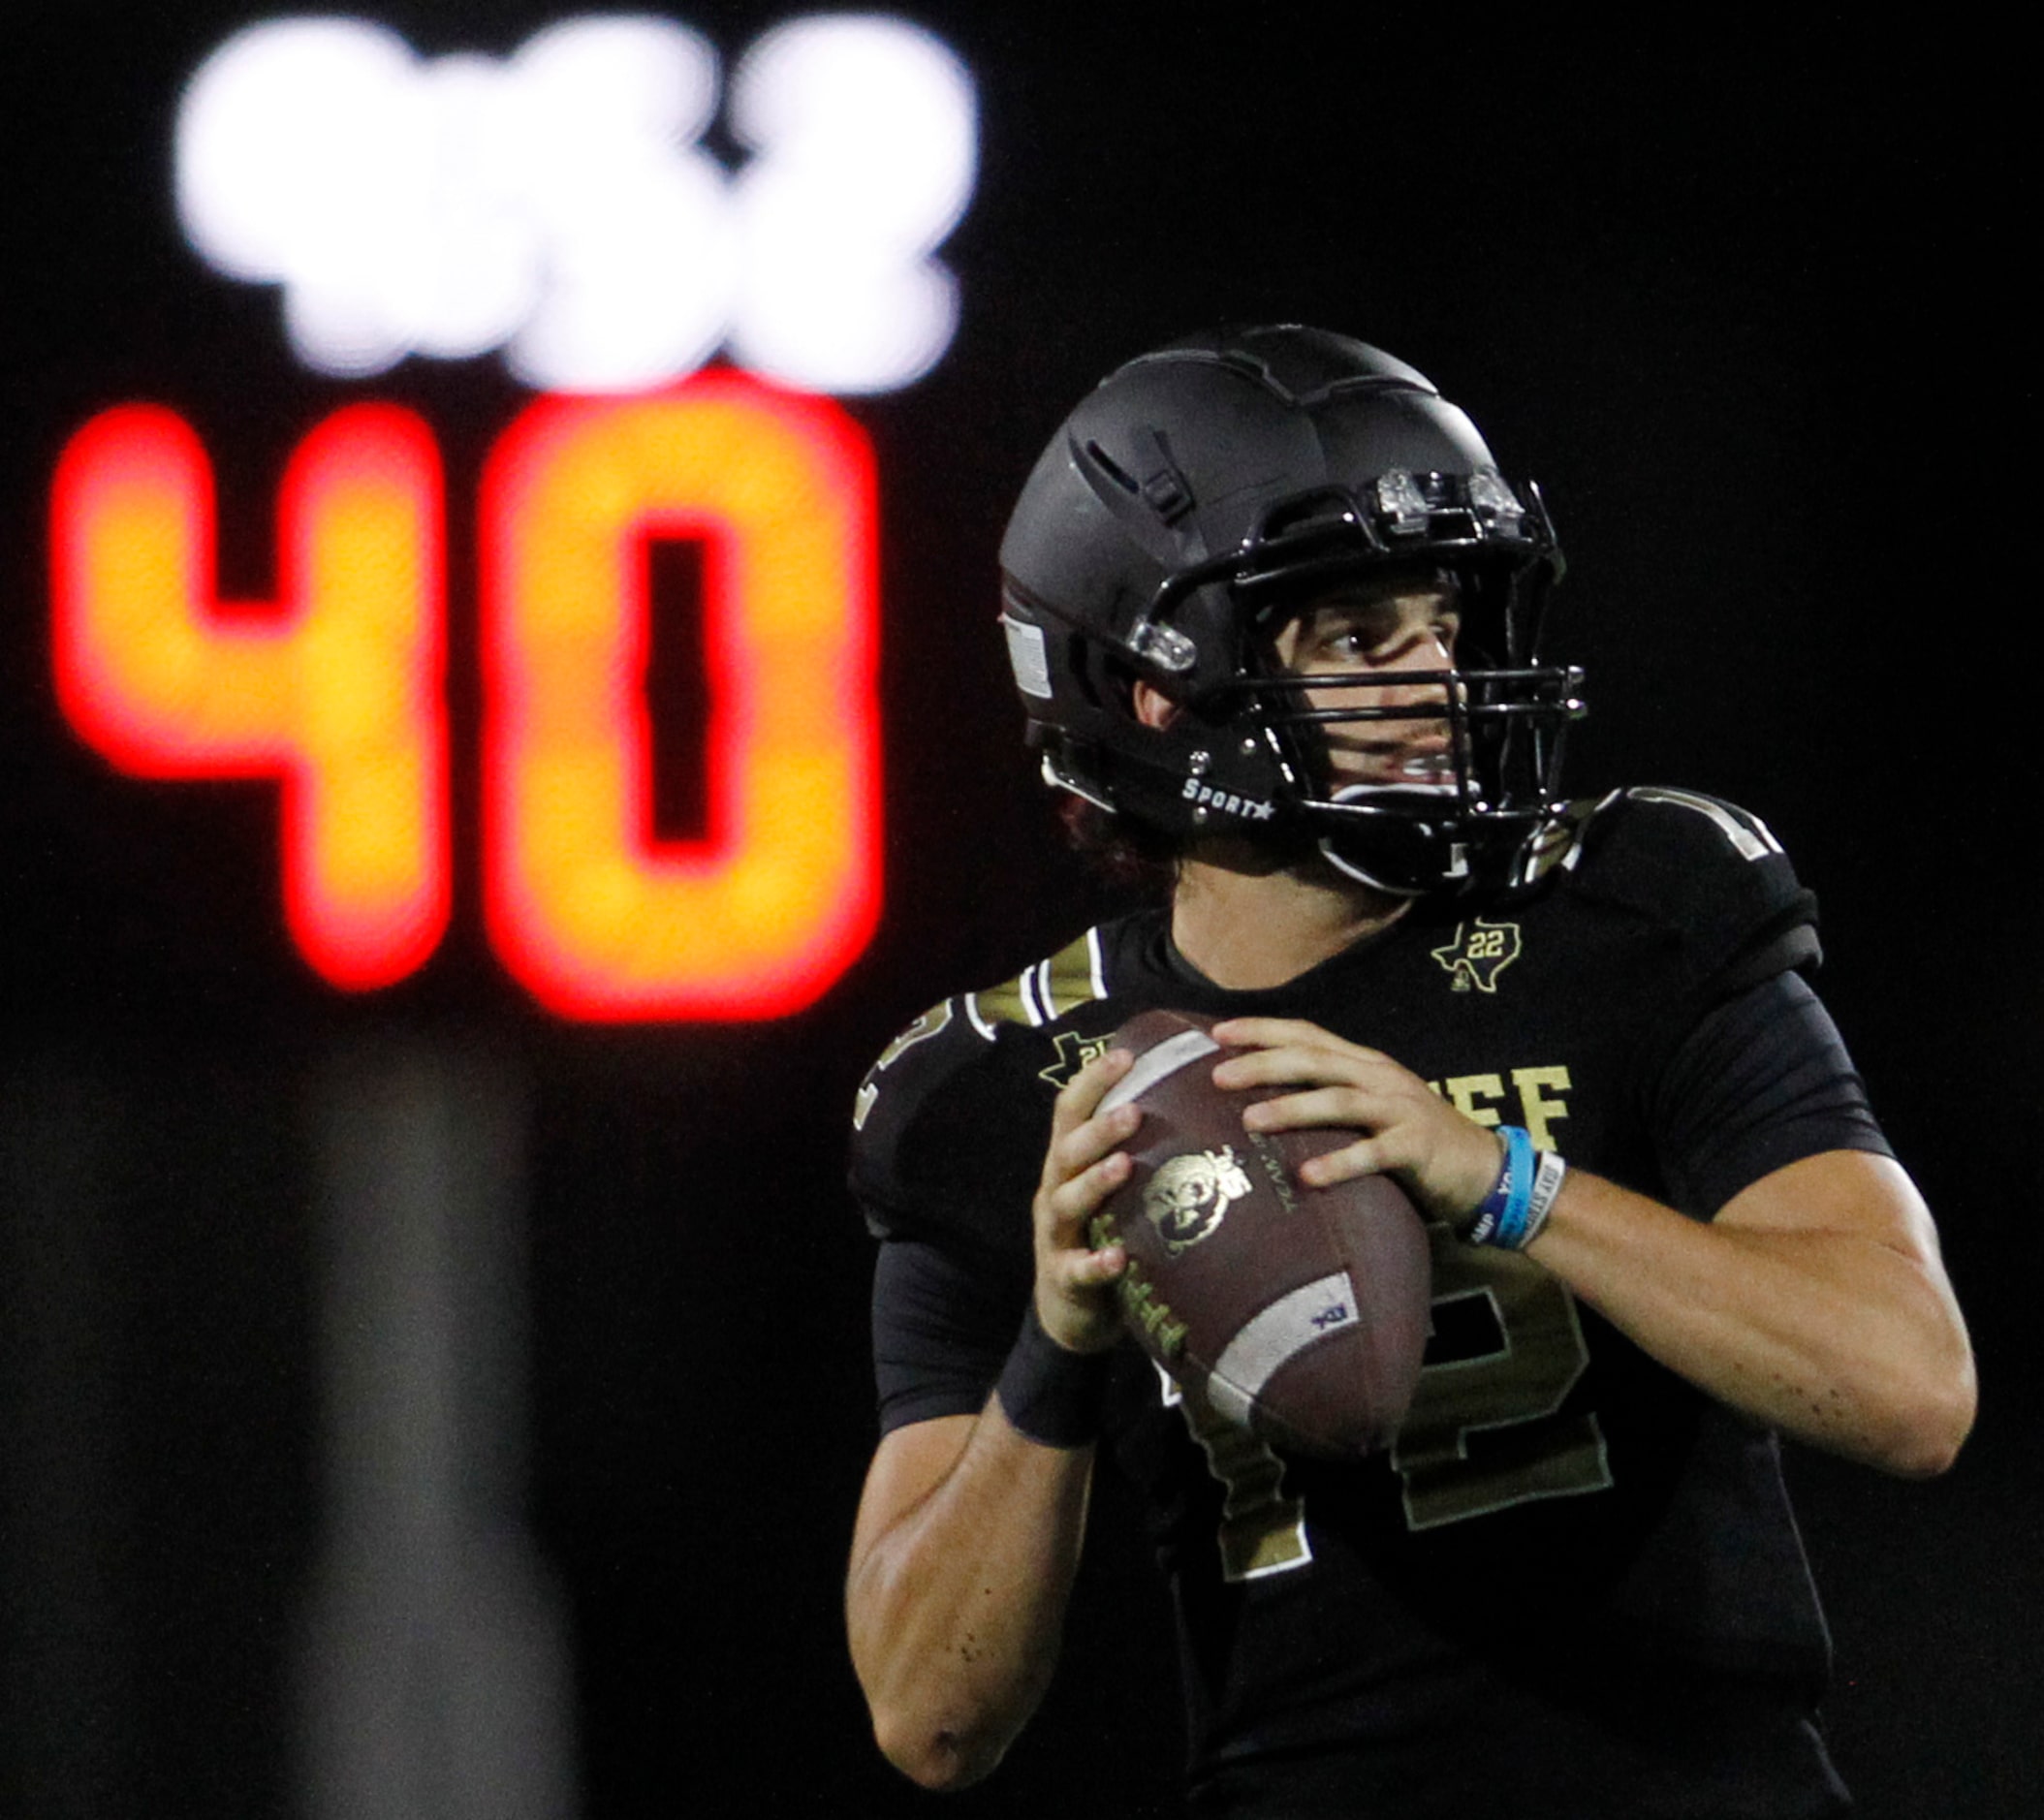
left=1084, top=440, right=1141, bottom=495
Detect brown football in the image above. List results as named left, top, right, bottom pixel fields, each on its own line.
left=1093, top=1007, right=1432, bottom=1458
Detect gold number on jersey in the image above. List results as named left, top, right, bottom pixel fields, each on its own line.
left=1157, top=1365, right=1312, bottom=1582
left=1391, top=1222, right=1611, bottom=1530
left=851, top=1000, right=954, bottom=1130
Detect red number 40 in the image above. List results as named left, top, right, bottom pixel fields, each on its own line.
left=50, top=375, right=881, bottom=1021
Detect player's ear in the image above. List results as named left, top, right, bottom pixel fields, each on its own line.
left=1133, top=680, right=1179, bottom=731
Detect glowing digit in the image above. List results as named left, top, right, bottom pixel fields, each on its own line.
left=50, top=404, right=448, bottom=988
left=727, top=16, right=976, bottom=392
left=482, top=375, right=880, bottom=1020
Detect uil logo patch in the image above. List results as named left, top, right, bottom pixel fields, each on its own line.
left=1145, top=1146, right=1254, bottom=1256
left=1431, top=919, right=1524, bottom=993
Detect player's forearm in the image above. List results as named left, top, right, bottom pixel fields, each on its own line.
left=847, top=1401, right=1093, bottom=1790
left=1526, top=1164, right=1974, bottom=1476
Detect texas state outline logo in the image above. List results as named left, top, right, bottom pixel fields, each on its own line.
left=1430, top=919, right=1524, bottom=993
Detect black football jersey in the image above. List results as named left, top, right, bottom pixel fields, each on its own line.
left=851, top=789, right=1888, bottom=1815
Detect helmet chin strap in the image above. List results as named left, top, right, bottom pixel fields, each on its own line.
left=1316, top=783, right=1472, bottom=898
left=1316, top=836, right=1430, bottom=898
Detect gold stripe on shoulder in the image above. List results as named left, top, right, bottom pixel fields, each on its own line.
left=967, top=976, right=1030, bottom=1031
left=1041, top=929, right=1108, bottom=1020
left=966, top=928, right=1109, bottom=1032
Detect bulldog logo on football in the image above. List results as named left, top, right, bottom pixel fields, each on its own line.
left=1145, top=1146, right=1254, bottom=1257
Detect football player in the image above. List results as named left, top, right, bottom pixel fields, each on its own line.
left=844, top=327, right=1974, bottom=1816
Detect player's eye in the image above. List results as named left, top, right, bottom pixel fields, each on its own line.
left=1317, top=612, right=1394, bottom=662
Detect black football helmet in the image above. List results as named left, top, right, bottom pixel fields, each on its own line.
left=997, top=325, right=1585, bottom=895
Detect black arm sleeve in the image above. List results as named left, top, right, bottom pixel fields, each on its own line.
left=1651, top=969, right=1893, bottom=1220
left=870, top=1236, right=1029, bottom=1434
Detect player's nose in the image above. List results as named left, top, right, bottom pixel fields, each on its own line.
left=1373, top=637, right=1455, bottom=713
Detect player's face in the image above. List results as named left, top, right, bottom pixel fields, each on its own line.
left=1269, top=575, right=1461, bottom=791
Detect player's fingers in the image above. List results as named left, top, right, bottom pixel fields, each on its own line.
left=1290, top=1133, right=1393, bottom=1188
left=1297, top=1115, right=1503, bottom=1221
left=1054, top=1236, right=1128, bottom=1290
left=1211, top=1041, right=1387, bottom=1095
left=1211, top=1018, right=1388, bottom=1067
left=1050, top=1045, right=1135, bottom=1138
left=1238, top=1083, right=1386, bottom=1136
left=1039, top=1147, right=1133, bottom=1245
left=1036, top=1238, right=1130, bottom=1354
left=1042, top=1096, right=1140, bottom=1195
left=1209, top=1016, right=1325, bottom=1046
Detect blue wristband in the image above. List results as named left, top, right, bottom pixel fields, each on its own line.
left=1467, top=1125, right=1536, bottom=1248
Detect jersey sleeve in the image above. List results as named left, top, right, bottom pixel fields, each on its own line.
left=850, top=993, right=1018, bottom=1235
left=1650, top=968, right=1893, bottom=1217
left=1572, top=788, right=1890, bottom=1215
left=1574, top=787, right=1821, bottom=1001
left=849, top=997, right=1049, bottom=1428
left=871, top=1239, right=1027, bottom=1432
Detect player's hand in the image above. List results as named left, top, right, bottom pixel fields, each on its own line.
left=1030, top=1047, right=1137, bottom=1354
left=1209, top=1017, right=1500, bottom=1228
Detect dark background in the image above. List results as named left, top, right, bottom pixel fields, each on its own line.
left=2, top=5, right=2034, bottom=1816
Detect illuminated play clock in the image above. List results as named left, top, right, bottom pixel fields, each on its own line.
left=48, top=13, right=977, bottom=1020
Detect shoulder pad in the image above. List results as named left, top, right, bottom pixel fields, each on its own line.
left=1617, top=787, right=1788, bottom=865
left=958, top=926, right=1112, bottom=1035
left=848, top=926, right=1116, bottom=1249
left=1561, top=787, right=1819, bottom=991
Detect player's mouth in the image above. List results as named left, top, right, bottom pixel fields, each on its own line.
left=1390, top=748, right=1452, bottom=784
left=1331, top=739, right=1455, bottom=792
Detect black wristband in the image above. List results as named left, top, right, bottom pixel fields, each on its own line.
left=994, top=1304, right=1111, bottom=1448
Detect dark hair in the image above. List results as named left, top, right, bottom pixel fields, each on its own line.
left=1056, top=794, right=1178, bottom=894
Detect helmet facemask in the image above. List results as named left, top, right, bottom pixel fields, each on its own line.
left=1228, top=553, right=1583, bottom=895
